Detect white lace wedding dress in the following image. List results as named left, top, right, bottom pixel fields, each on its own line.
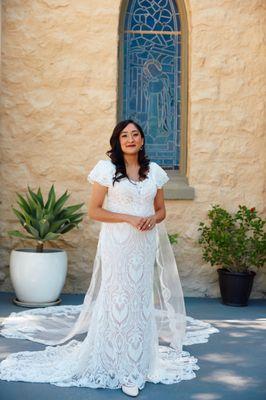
left=0, top=160, right=219, bottom=390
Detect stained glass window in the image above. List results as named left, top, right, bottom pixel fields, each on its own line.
left=121, top=0, right=181, bottom=170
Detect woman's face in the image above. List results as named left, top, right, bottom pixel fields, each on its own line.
left=119, top=123, right=144, bottom=155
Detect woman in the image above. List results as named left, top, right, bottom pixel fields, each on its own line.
left=0, top=120, right=219, bottom=397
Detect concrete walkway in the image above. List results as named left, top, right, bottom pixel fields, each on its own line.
left=0, top=292, right=265, bottom=400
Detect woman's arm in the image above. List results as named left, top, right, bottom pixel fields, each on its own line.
left=88, top=182, right=130, bottom=223
left=154, top=188, right=166, bottom=223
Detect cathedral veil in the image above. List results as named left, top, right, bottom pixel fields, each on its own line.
left=154, top=221, right=186, bottom=354
left=0, top=220, right=188, bottom=352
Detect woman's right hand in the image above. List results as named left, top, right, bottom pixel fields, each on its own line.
left=125, top=215, right=148, bottom=230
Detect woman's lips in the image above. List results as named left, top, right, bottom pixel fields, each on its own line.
left=126, top=145, right=136, bottom=147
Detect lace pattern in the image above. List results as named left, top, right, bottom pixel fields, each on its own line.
left=0, top=160, right=219, bottom=389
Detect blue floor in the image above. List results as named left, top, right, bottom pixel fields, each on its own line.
left=0, top=292, right=265, bottom=400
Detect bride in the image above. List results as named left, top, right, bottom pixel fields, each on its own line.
left=0, top=120, right=219, bottom=397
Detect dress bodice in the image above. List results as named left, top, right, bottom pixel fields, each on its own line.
left=87, top=160, right=170, bottom=217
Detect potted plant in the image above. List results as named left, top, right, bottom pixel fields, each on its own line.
left=198, top=204, right=266, bottom=306
left=168, top=233, right=179, bottom=245
left=8, top=185, right=86, bottom=307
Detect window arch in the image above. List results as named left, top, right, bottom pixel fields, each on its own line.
left=118, top=0, right=188, bottom=174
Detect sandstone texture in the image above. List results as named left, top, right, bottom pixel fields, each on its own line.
left=0, top=1, right=265, bottom=298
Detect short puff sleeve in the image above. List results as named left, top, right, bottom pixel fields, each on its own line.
left=87, top=160, right=115, bottom=188
left=151, top=162, right=170, bottom=189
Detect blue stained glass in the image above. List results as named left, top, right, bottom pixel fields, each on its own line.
left=125, top=0, right=180, bottom=32
left=122, top=0, right=181, bottom=169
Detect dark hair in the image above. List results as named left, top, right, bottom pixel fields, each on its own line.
left=106, top=119, right=150, bottom=185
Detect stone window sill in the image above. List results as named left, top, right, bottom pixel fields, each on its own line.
left=164, top=172, right=195, bottom=200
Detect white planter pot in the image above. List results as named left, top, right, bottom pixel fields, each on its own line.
left=10, top=248, right=68, bottom=303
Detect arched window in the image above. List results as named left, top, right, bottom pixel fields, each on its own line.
left=118, top=0, right=188, bottom=174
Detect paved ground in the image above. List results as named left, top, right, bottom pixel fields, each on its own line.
left=0, top=292, right=265, bottom=400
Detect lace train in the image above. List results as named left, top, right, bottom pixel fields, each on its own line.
left=0, top=305, right=219, bottom=389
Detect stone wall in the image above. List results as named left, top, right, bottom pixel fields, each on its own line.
left=0, top=0, right=265, bottom=297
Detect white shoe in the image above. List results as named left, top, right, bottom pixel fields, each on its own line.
left=121, top=384, right=139, bottom=397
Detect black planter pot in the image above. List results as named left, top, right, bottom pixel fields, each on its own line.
left=217, top=268, right=256, bottom=307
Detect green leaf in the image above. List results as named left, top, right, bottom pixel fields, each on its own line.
left=59, top=223, right=76, bottom=234
left=43, top=232, right=61, bottom=241
left=43, top=209, right=55, bottom=223
left=50, top=218, right=70, bottom=233
left=7, top=230, right=34, bottom=240
left=35, top=203, right=44, bottom=220
left=71, top=218, right=83, bottom=225
left=12, top=207, right=26, bottom=226
left=39, top=219, right=50, bottom=239
left=27, top=185, right=42, bottom=207
left=15, top=193, right=31, bottom=214
left=25, top=193, right=37, bottom=216
left=53, top=190, right=70, bottom=215
left=17, top=207, right=32, bottom=225
left=67, top=212, right=86, bottom=222
left=24, top=224, right=40, bottom=239
left=37, top=187, right=44, bottom=207
left=45, top=185, right=56, bottom=212
left=168, top=233, right=179, bottom=245
left=58, top=203, right=85, bottom=218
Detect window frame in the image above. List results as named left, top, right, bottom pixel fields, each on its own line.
left=117, top=0, right=194, bottom=199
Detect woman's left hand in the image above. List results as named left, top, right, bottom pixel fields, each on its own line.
left=138, top=215, right=157, bottom=231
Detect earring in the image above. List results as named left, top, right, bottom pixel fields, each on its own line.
left=140, top=145, right=143, bottom=150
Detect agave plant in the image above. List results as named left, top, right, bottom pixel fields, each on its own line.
left=8, top=185, right=86, bottom=252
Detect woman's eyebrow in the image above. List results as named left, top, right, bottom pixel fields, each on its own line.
left=121, top=129, right=139, bottom=133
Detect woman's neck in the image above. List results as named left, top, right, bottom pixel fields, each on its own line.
left=123, top=154, right=139, bottom=167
